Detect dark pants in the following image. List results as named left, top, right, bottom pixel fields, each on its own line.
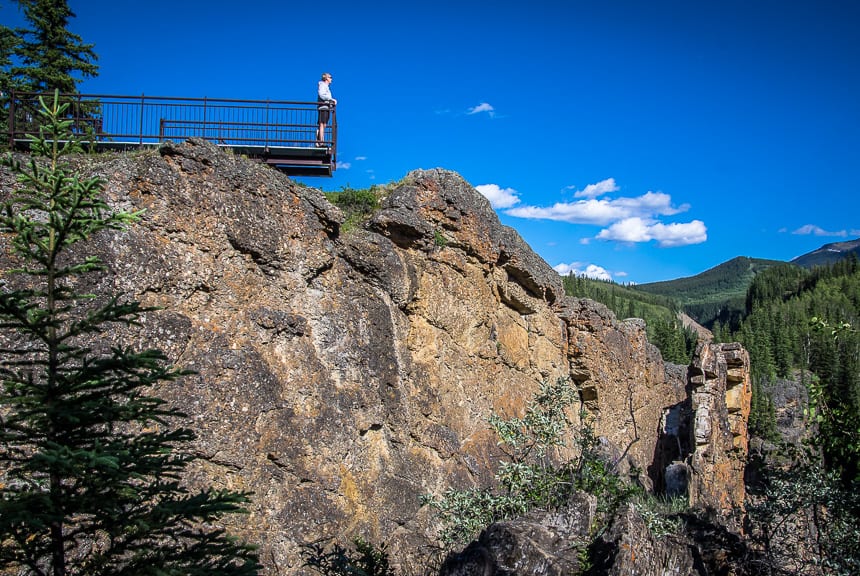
left=318, top=107, right=330, bottom=124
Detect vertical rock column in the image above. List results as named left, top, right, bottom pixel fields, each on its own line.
left=687, top=341, right=751, bottom=531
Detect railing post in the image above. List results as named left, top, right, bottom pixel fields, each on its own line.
left=73, top=93, right=80, bottom=135
left=265, top=99, right=270, bottom=151
left=7, top=90, right=14, bottom=147
left=331, top=105, right=337, bottom=168
left=139, top=93, right=145, bottom=146
left=203, top=96, right=207, bottom=140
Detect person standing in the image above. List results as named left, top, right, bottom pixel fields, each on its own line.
left=316, top=72, right=336, bottom=146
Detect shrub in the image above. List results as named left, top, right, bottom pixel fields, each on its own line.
left=325, top=185, right=383, bottom=231
left=422, top=378, right=641, bottom=547
left=746, top=447, right=860, bottom=575
left=632, top=494, right=687, bottom=539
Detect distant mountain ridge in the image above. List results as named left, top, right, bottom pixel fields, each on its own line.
left=790, top=237, right=860, bottom=268
left=630, top=239, right=860, bottom=327
left=634, top=256, right=783, bottom=305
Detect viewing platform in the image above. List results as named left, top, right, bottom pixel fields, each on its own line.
left=5, top=92, right=337, bottom=177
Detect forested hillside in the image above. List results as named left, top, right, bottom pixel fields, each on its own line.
left=732, top=256, right=860, bottom=573
left=732, top=256, right=860, bottom=475
left=633, top=256, right=783, bottom=329
left=790, top=237, right=860, bottom=268
left=562, top=274, right=697, bottom=364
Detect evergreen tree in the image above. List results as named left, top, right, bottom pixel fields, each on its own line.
left=0, top=20, right=17, bottom=91
left=711, top=319, right=722, bottom=343
left=11, top=0, right=98, bottom=93
left=0, top=93, right=260, bottom=575
left=0, top=19, right=19, bottom=136
left=748, top=376, right=778, bottom=441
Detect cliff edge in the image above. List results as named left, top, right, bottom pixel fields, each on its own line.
left=0, top=139, right=751, bottom=574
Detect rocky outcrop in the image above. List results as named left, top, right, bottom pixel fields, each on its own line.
left=588, top=504, right=699, bottom=575
left=441, top=341, right=753, bottom=575
left=686, top=342, right=751, bottom=530
left=0, top=139, right=751, bottom=574
left=438, top=496, right=753, bottom=576
left=649, top=342, right=752, bottom=528
left=560, top=302, right=688, bottom=488
left=439, top=493, right=597, bottom=576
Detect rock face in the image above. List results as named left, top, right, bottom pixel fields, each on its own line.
left=0, top=140, right=751, bottom=574
left=686, top=342, right=751, bottom=530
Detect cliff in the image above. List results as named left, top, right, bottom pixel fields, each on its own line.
left=0, top=139, right=751, bottom=574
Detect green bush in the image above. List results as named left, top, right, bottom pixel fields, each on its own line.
left=422, top=378, right=641, bottom=547
left=632, top=494, right=687, bottom=538
left=746, top=446, right=860, bottom=575
left=325, top=185, right=384, bottom=231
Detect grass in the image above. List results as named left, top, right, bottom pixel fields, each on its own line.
left=324, top=184, right=388, bottom=232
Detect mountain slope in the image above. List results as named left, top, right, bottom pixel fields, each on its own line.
left=635, top=256, right=784, bottom=304
left=791, top=237, right=860, bottom=268
left=631, top=239, right=860, bottom=327
left=632, top=256, right=784, bottom=326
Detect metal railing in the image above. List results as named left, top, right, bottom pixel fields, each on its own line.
left=6, top=92, right=337, bottom=173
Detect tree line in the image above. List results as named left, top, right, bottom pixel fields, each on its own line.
left=733, top=256, right=860, bottom=573
left=562, top=273, right=698, bottom=365
left=728, top=256, right=860, bottom=479
left=633, top=256, right=784, bottom=330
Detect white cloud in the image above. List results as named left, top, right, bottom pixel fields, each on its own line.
left=553, top=262, right=580, bottom=275
left=572, top=178, right=620, bottom=198
left=336, top=161, right=351, bottom=170
left=483, top=178, right=704, bottom=249
left=792, top=224, right=848, bottom=237
left=467, top=102, right=495, bottom=116
left=355, top=156, right=367, bottom=161
left=596, top=217, right=707, bottom=247
left=553, top=262, right=613, bottom=281
left=505, top=191, right=687, bottom=226
left=503, top=178, right=704, bottom=248
left=614, top=192, right=690, bottom=216
left=476, top=184, right=520, bottom=209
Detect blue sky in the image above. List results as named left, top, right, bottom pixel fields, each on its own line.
left=4, top=0, right=859, bottom=283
